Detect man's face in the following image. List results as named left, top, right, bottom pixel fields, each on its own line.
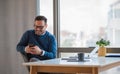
left=34, top=20, right=47, bottom=35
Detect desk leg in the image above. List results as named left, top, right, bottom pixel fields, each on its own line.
left=64, top=73, right=91, bottom=74
left=64, top=73, right=76, bottom=74
left=92, top=67, right=98, bottom=74
left=30, top=66, right=37, bottom=74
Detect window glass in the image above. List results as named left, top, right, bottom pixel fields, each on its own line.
left=60, top=0, right=120, bottom=47
left=38, top=0, right=53, bottom=34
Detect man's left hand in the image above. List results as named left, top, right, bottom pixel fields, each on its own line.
left=30, top=46, right=43, bottom=55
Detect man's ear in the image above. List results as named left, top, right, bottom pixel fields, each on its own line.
left=45, top=24, right=48, bottom=28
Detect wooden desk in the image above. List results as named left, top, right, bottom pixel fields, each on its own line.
left=23, top=57, right=120, bottom=74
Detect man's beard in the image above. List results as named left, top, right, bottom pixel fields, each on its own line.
left=35, top=30, right=44, bottom=35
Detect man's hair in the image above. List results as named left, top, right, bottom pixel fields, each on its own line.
left=34, top=15, right=47, bottom=24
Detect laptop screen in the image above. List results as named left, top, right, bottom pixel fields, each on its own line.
left=88, top=46, right=99, bottom=57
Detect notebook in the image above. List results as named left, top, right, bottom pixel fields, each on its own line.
left=105, top=53, right=120, bottom=57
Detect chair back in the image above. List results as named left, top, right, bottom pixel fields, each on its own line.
left=20, top=52, right=30, bottom=72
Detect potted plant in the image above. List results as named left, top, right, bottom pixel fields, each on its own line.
left=96, top=38, right=110, bottom=56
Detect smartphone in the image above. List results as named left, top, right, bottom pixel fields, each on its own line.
left=28, top=43, right=35, bottom=47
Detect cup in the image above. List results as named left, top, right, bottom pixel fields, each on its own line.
left=78, top=52, right=84, bottom=61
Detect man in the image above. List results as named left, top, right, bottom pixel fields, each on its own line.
left=17, top=15, right=57, bottom=62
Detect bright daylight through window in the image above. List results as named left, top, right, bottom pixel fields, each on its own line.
left=38, top=0, right=53, bottom=34
left=38, top=0, right=120, bottom=47
left=60, top=0, right=120, bottom=47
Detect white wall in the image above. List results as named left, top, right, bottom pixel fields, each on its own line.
left=0, top=0, right=36, bottom=74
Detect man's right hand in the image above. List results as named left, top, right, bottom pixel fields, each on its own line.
left=25, top=45, right=32, bottom=53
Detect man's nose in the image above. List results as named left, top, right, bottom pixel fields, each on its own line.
left=36, top=27, right=40, bottom=30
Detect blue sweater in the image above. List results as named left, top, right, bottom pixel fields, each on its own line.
left=16, top=30, right=57, bottom=60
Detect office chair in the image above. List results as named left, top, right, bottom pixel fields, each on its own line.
left=20, top=52, right=51, bottom=74
left=19, top=52, right=30, bottom=72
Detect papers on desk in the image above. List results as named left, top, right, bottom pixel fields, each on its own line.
left=61, top=56, right=92, bottom=62
left=61, top=47, right=99, bottom=62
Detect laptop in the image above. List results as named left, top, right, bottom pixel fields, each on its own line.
left=88, top=46, right=99, bottom=57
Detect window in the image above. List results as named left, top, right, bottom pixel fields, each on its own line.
left=60, top=0, right=120, bottom=47
left=37, top=0, right=120, bottom=58
left=37, top=0, right=53, bottom=34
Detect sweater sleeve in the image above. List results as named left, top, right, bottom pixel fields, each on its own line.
left=16, top=31, right=29, bottom=54
left=44, top=35, right=57, bottom=59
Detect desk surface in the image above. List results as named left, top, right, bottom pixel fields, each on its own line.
left=23, top=57, right=120, bottom=67
left=23, top=57, right=120, bottom=74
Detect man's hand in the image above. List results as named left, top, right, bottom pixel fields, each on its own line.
left=29, top=46, right=43, bottom=55
left=25, top=45, right=32, bottom=53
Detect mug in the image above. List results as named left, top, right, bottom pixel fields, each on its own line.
left=78, top=52, right=84, bottom=61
